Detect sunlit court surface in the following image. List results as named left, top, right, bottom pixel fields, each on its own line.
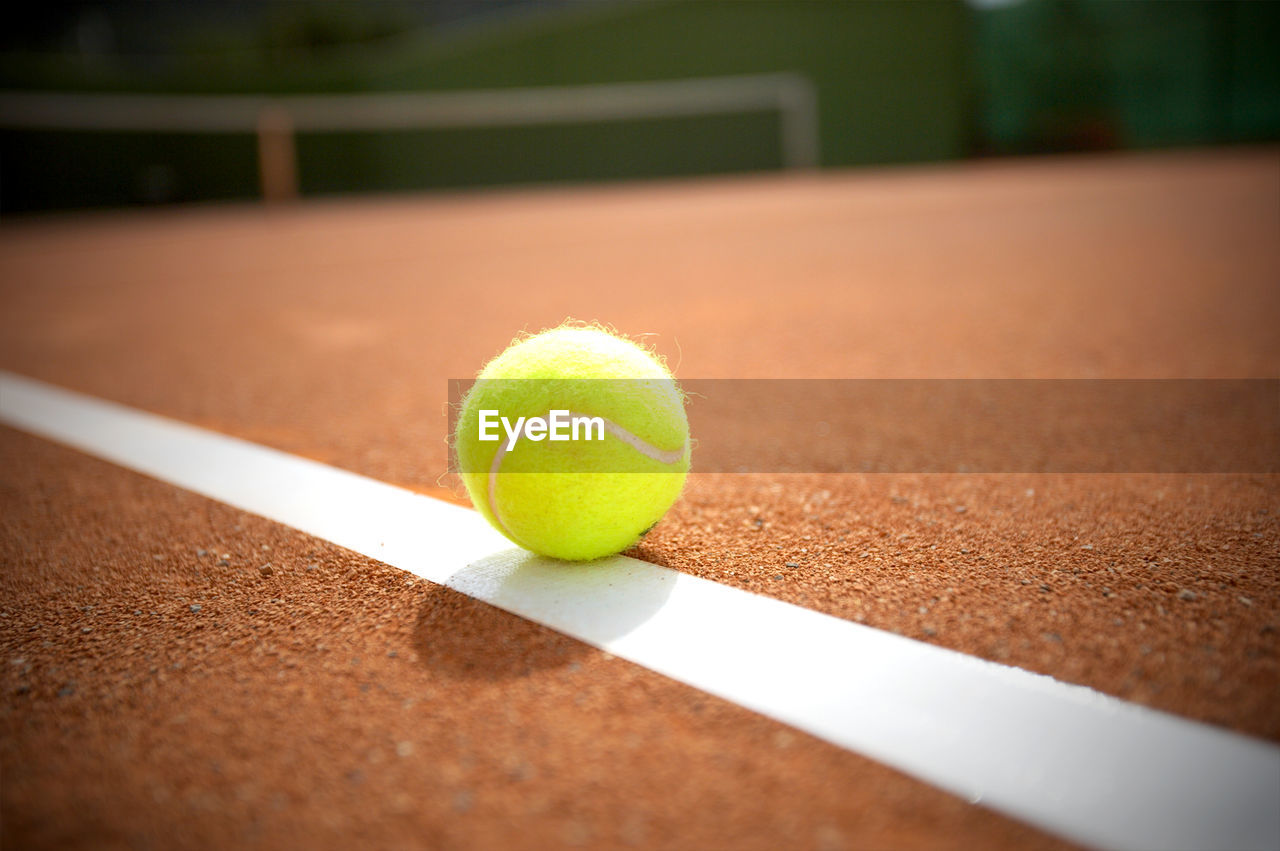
left=2, top=3, right=1280, bottom=851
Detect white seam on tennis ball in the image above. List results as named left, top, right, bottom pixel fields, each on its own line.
left=486, top=410, right=687, bottom=547
left=598, top=419, right=686, bottom=466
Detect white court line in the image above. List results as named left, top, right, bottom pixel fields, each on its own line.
left=1, top=369, right=1277, bottom=851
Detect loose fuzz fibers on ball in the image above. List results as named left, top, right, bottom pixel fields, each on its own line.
left=454, top=323, right=690, bottom=561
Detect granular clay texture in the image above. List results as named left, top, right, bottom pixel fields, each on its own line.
left=2, top=149, right=1277, bottom=848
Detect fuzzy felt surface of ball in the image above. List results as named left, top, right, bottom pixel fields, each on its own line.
left=454, top=324, right=690, bottom=561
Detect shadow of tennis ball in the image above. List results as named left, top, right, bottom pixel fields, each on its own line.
left=412, top=583, right=589, bottom=681
left=412, top=548, right=677, bottom=682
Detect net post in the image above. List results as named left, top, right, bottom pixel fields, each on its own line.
left=777, top=75, right=820, bottom=171
left=256, top=105, right=299, bottom=204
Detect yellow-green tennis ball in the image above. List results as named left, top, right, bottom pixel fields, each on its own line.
left=455, top=324, right=690, bottom=561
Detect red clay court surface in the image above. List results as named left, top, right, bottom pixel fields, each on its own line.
left=1, top=148, right=1277, bottom=849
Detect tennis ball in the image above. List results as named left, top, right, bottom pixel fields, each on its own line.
left=455, top=323, right=690, bottom=561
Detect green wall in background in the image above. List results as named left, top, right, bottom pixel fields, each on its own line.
left=1, top=1, right=970, bottom=211
left=975, top=0, right=1280, bottom=153
left=2, top=0, right=1277, bottom=213
left=359, top=1, right=970, bottom=168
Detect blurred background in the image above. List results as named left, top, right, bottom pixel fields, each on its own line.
left=1, top=0, right=1277, bottom=214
